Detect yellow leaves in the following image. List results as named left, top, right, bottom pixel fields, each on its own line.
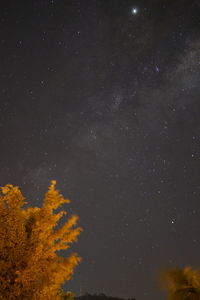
left=0, top=181, right=82, bottom=300
left=160, top=267, right=200, bottom=300
left=183, top=267, right=200, bottom=290
left=50, top=180, right=57, bottom=189
left=43, top=180, right=70, bottom=212
left=53, top=214, right=79, bottom=239
left=1, top=184, right=13, bottom=194
left=0, top=184, right=27, bottom=209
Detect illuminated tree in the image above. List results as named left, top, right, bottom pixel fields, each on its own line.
left=161, top=267, right=200, bottom=300
left=0, top=180, right=82, bottom=300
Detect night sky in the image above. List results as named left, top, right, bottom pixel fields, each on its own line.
left=1, top=1, right=200, bottom=300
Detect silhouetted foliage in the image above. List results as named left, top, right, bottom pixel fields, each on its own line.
left=76, top=293, right=135, bottom=300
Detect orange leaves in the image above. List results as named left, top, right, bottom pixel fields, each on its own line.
left=0, top=184, right=27, bottom=209
left=43, top=180, right=70, bottom=212
left=160, top=267, right=200, bottom=300
left=0, top=181, right=82, bottom=300
left=53, top=214, right=82, bottom=248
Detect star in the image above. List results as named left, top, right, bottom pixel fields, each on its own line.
left=132, top=7, right=139, bottom=15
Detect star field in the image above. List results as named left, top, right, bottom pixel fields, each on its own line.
left=0, top=1, right=200, bottom=300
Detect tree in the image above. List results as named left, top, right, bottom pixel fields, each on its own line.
left=0, top=180, right=82, bottom=300
left=161, top=267, right=200, bottom=300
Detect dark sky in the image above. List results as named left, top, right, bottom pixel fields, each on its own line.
left=1, top=1, right=200, bottom=300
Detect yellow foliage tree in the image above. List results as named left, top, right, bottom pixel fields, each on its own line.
left=0, top=180, right=82, bottom=300
left=160, top=267, right=200, bottom=300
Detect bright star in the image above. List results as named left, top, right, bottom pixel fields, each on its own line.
left=132, top=8, right=138, bottom=15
